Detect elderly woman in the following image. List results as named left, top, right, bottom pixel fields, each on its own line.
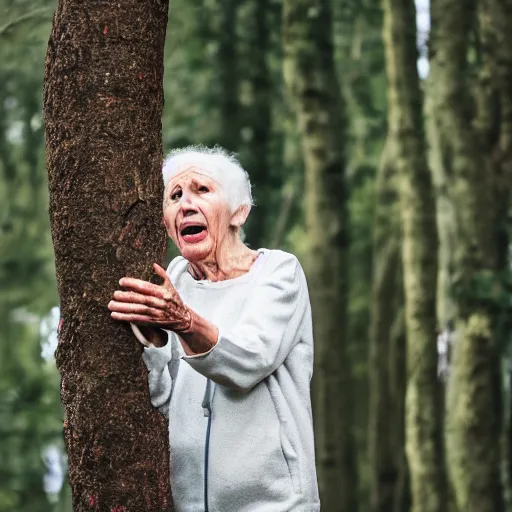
left=108, top=146, right=319, bottom=512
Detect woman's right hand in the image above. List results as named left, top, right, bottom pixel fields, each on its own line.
left=108, top=263, right=192, bottom=333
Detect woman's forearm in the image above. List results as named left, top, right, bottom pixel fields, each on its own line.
left=179, top=309, right=219, bottom=356
left=131, top=310, right=217, bottom=354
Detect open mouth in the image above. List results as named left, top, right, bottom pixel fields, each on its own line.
left=181, top=225, right=205, bottom=236
left=180, top=224, right=208, bottom=243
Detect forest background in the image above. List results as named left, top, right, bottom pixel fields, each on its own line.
left=2, top=0, right=512, bottom=511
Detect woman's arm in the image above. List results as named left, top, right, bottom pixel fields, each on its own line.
left=132, top=316, right=218, bottom=356
left=109, top=256, right=308, bottom=392
left=131, top=325, right=180, bottom=417
left=179, top=311, right=218, bottom=355
left=182, top=256, right=308, bottom=392
left=109, top=264, right=218, bottom=354
left=108, top=263, right=193, bottom=333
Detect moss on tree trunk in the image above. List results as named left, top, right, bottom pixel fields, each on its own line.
left=382, top=0, right=448, bottom=511
left=43, top=1, right=172, bottom=510
left=283, top=1, right=358, bottom=510
left=427, top=0, right=512, bottom=509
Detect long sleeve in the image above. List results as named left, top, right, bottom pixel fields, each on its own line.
left=141, top=331, right=181, bottom=417
left=182, top=255, right=308, bottom=392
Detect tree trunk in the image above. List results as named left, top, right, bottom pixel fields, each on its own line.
left=368, top=138, right=407, bottom=512
left=427, top=0, right=510, bottom=509
left=0, top=82, right=17, bottom=184
left=389, top=311, right=410, bottom=512
left=43, top=2, right=172, bottom=511
left=22, top=84, right=44, bottom=213
left=217, top=0, right=240, bottom=151
left=239, top=0, right=273, bottom=249
left=488, top=1, right=512, bottom=501
left=382, top=0, right=447, bottom=511
left=424, top=92, right=457, bottom=331
left=283, top=1, right=358, bottom=510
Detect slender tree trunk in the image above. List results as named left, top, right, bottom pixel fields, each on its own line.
left=240, top=0, right=273, bottom=249
left=22, top=85, right=44, bottom=212
left=0, top=82, right=16, bottom=185
left=427, top=0, right=509, bottom=509
left=217, top=0, right=240, bottom=151
left=424, top=95, right=457, bottom=331
left=43, top=2, right=172, bottom=510
left=488, top=0, right=512, bottom=501
left=270, top=108, right=303, bottom=250
left=389, top=311, right=410, bottom=512
left=382, top=0, right=447, bottom=511
left=368, top=138, right=407, bottom=512
left=283, top=1, right=358, bottom=510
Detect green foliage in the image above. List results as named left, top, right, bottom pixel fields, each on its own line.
left=451, top=268, right=512, bottom=313
left=1, top=1, right=64, bottom=509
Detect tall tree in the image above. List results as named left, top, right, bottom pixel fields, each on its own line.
left=368, top=138, right=409, bottom=512
left=283, top=0, right=358, bottom=510
left=427, top=0, right=512, bottom=509
left=239, top=0, right=274, bottom=249
left=382, top=0, right=447, bottom=511
left=43, top=1, right=172, bottom=510
left=217, top=0, right=240, bottom=151
left=487, top=0, right=512, bottom=499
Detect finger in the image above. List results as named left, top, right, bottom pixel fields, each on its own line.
left=112, top=290, right=167, bottom=309
left=111, top=311, right=161, bottom=324
left=108, top=301, right=163, bottom=317
left=154, top=264, right=179, bottom=298
left=119, top=277, right=165, bottom=298
left=153, top=263, right=171, bottom=284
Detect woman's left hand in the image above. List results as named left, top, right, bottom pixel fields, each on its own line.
left=108, top=263, right=192, bottom=333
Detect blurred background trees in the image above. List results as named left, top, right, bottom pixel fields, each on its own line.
left=1, top=0, right=512, bottom=511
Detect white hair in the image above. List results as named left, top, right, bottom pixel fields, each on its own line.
left=162, top=145, right=253, bottom=214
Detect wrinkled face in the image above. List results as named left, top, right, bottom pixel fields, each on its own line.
left=163, top=167, right=233, bottom=262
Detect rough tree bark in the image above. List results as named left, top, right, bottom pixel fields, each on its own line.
left=427, top=0, right=511, bottom=509
left=382, top=0, right=447, bottom=511
left=283, top=1, right=358, bottom=510
left=43, top=1, right=172, bottom=511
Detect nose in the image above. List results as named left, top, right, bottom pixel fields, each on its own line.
left=179, top=189, right=194, bottom=205
left=179, top=191, right=198, bottom=216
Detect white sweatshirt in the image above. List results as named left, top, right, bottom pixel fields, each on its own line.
left=140, top=248, right=320, bottom=511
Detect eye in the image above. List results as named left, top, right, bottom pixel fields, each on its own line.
left=170, top=189, right=182, bottom=201
left=198, top=185, right=209, bottom=193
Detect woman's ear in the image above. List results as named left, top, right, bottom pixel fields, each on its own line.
left=230, top=205, right=250, bottom=228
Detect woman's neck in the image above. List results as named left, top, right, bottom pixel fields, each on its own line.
left=188, top=239, right=259, bottom=282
